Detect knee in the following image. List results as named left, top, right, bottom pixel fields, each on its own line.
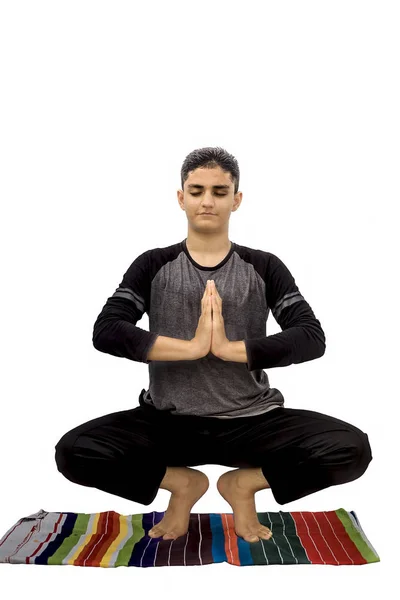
left=351, top=431, right=373, bottom=477
left=54, top=432, right=76, bottom=476
left=359, top=432, right=373, bottom=470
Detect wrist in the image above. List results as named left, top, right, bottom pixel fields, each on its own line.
left=218, top=341, right=231, bottom=361
left=189, top=339, right=203, bottom=360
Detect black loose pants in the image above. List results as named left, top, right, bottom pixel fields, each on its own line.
left=54, top=389, right=373, bottom=506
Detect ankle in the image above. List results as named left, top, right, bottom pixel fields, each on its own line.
left=159, top=466, right=193, bottom=494
left=237, top=467, right=270, bottom=492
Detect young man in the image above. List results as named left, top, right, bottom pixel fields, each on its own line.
left=55, top=147, right=372, bottom=544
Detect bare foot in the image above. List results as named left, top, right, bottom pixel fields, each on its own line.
left=217, top=469, right=273, bottom=543
left=148, top=468, right=209, bottom=541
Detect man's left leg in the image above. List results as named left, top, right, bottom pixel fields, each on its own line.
left=215, top=407, right=373, bottom=542
left=217, top=467, right=273, bottom=542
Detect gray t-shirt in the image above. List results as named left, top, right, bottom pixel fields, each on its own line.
left=93, top=238, right=326, bottom=418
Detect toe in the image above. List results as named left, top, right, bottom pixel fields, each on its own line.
left=149, top=528, right=161, bottom=538
left=260, top=527, right=272, bottom=539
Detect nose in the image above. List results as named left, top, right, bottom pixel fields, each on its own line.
left=201, top=192, right=216, bottom=205
left=201, top=201, right=215, bottom=211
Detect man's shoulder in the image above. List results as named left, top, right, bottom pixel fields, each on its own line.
left=233, top=240, right=278, bottom=266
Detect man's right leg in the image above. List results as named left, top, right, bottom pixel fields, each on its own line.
left=54, top=406, right=179, bottom=507
left=148, top=466, right=209, bottom=540
left=54, top=405, right=210, bottom=539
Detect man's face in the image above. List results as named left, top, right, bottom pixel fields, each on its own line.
left=178, top=166, right=241, bottom=227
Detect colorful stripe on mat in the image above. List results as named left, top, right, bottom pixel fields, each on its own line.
left=0, top=508, right=379, bottom=567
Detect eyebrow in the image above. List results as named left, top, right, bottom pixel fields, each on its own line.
left=187, top=184, right=230, bottom=190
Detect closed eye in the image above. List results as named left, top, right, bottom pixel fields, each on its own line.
left=191, top=192, right=227, bottom=197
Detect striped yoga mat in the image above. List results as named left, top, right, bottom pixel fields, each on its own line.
left=0, top=508, right=379, bottom=567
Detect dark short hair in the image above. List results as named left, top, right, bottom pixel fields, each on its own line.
left=181, top=147, right=240, bottom=194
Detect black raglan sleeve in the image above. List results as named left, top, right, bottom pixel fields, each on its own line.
left=92, top=251, right=159, bottom=363
left=244, top=253, right=326, bottom=371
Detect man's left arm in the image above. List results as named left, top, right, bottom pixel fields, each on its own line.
left=221, top=252, right=326, bottom=371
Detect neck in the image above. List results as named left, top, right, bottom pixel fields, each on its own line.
left=185, top=232, right=231, bottom=255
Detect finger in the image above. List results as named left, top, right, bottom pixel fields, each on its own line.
left=211, top=281, right=221, bottom=300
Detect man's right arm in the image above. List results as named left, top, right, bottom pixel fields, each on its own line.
left=146, top=335, right=198, bottom=361
left=92, top=254, right=201, bottom=364
left=93, top=299, right=199, bottom=364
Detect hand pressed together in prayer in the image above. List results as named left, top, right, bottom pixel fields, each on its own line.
left=192, top=279, right=248, bottom=363
left=207, top=279, right=230, bottom=359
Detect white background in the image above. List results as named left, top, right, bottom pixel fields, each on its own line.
left=0, top=0, right=398, bottom=595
